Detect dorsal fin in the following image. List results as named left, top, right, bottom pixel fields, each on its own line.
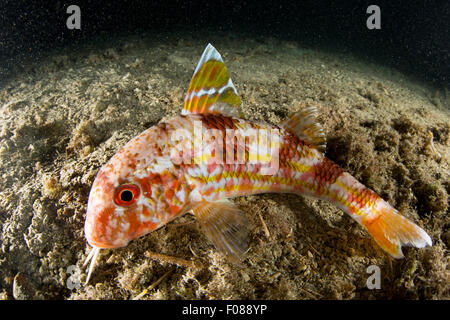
left=280, top=106, right=326, bottom=153
left=182, top=44, right=243, bottom=118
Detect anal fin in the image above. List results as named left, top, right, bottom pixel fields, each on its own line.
left=191, top=200, right=249, bottom=262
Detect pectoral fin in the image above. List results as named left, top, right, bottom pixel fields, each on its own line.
left=191, top=200, right=249, bottom=262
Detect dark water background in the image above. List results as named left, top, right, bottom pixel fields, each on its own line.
left=0, top=0, right=449, bottom=87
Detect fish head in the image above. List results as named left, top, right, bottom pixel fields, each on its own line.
left=84, top=129, right=166, bottom=249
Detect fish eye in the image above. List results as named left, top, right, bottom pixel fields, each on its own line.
left=120, top=190, right=133, bottom=202
left=114, top=184, right=140, bottom=206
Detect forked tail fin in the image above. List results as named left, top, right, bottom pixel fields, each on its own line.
left=319, top=169, right=433, bottom=258
left=361, top=200, right=432, bottom=258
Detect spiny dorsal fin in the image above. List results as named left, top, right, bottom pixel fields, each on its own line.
left=182, top=44, right=243, bottom=118
left=191, top=200, right=248, bottom=262
left=280, top=106, right=326, bottom=153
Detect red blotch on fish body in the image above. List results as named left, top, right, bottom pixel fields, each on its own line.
left=165, top=188, right=174, bottom=200
left=355, top=188, right=378, bottom=209
left=136, top=177, right=152, bottom=198
left=169, top=204, right=181, bottom=215
left=310, top=158, right=344, bottom=190
left=148, top=173, right=162, bottom=184
left=225, top=179, right=234, bottom=192
left=203, top=186, right=215, bottom=197
left=207, top=163, right=217, bottom=174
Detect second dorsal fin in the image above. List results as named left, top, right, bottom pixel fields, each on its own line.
left=280, top=106, right=326, bottom=153
left=182, top=44, right=243, bottom=118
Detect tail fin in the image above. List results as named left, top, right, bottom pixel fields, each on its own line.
left=361, top=201, right=432, bottom=258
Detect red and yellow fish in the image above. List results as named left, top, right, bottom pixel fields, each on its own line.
left=83, top=44, right=432, bottom=283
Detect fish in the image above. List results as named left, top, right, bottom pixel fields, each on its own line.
left=83, top=44, right=432, bottom=284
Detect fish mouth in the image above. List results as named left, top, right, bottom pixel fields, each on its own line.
left=86, top=238, right=123, bottom=249
left=84, top=203, right=125, bottom=249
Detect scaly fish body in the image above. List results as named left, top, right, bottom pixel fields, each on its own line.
left=83, top=44, right=431, bottom=283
